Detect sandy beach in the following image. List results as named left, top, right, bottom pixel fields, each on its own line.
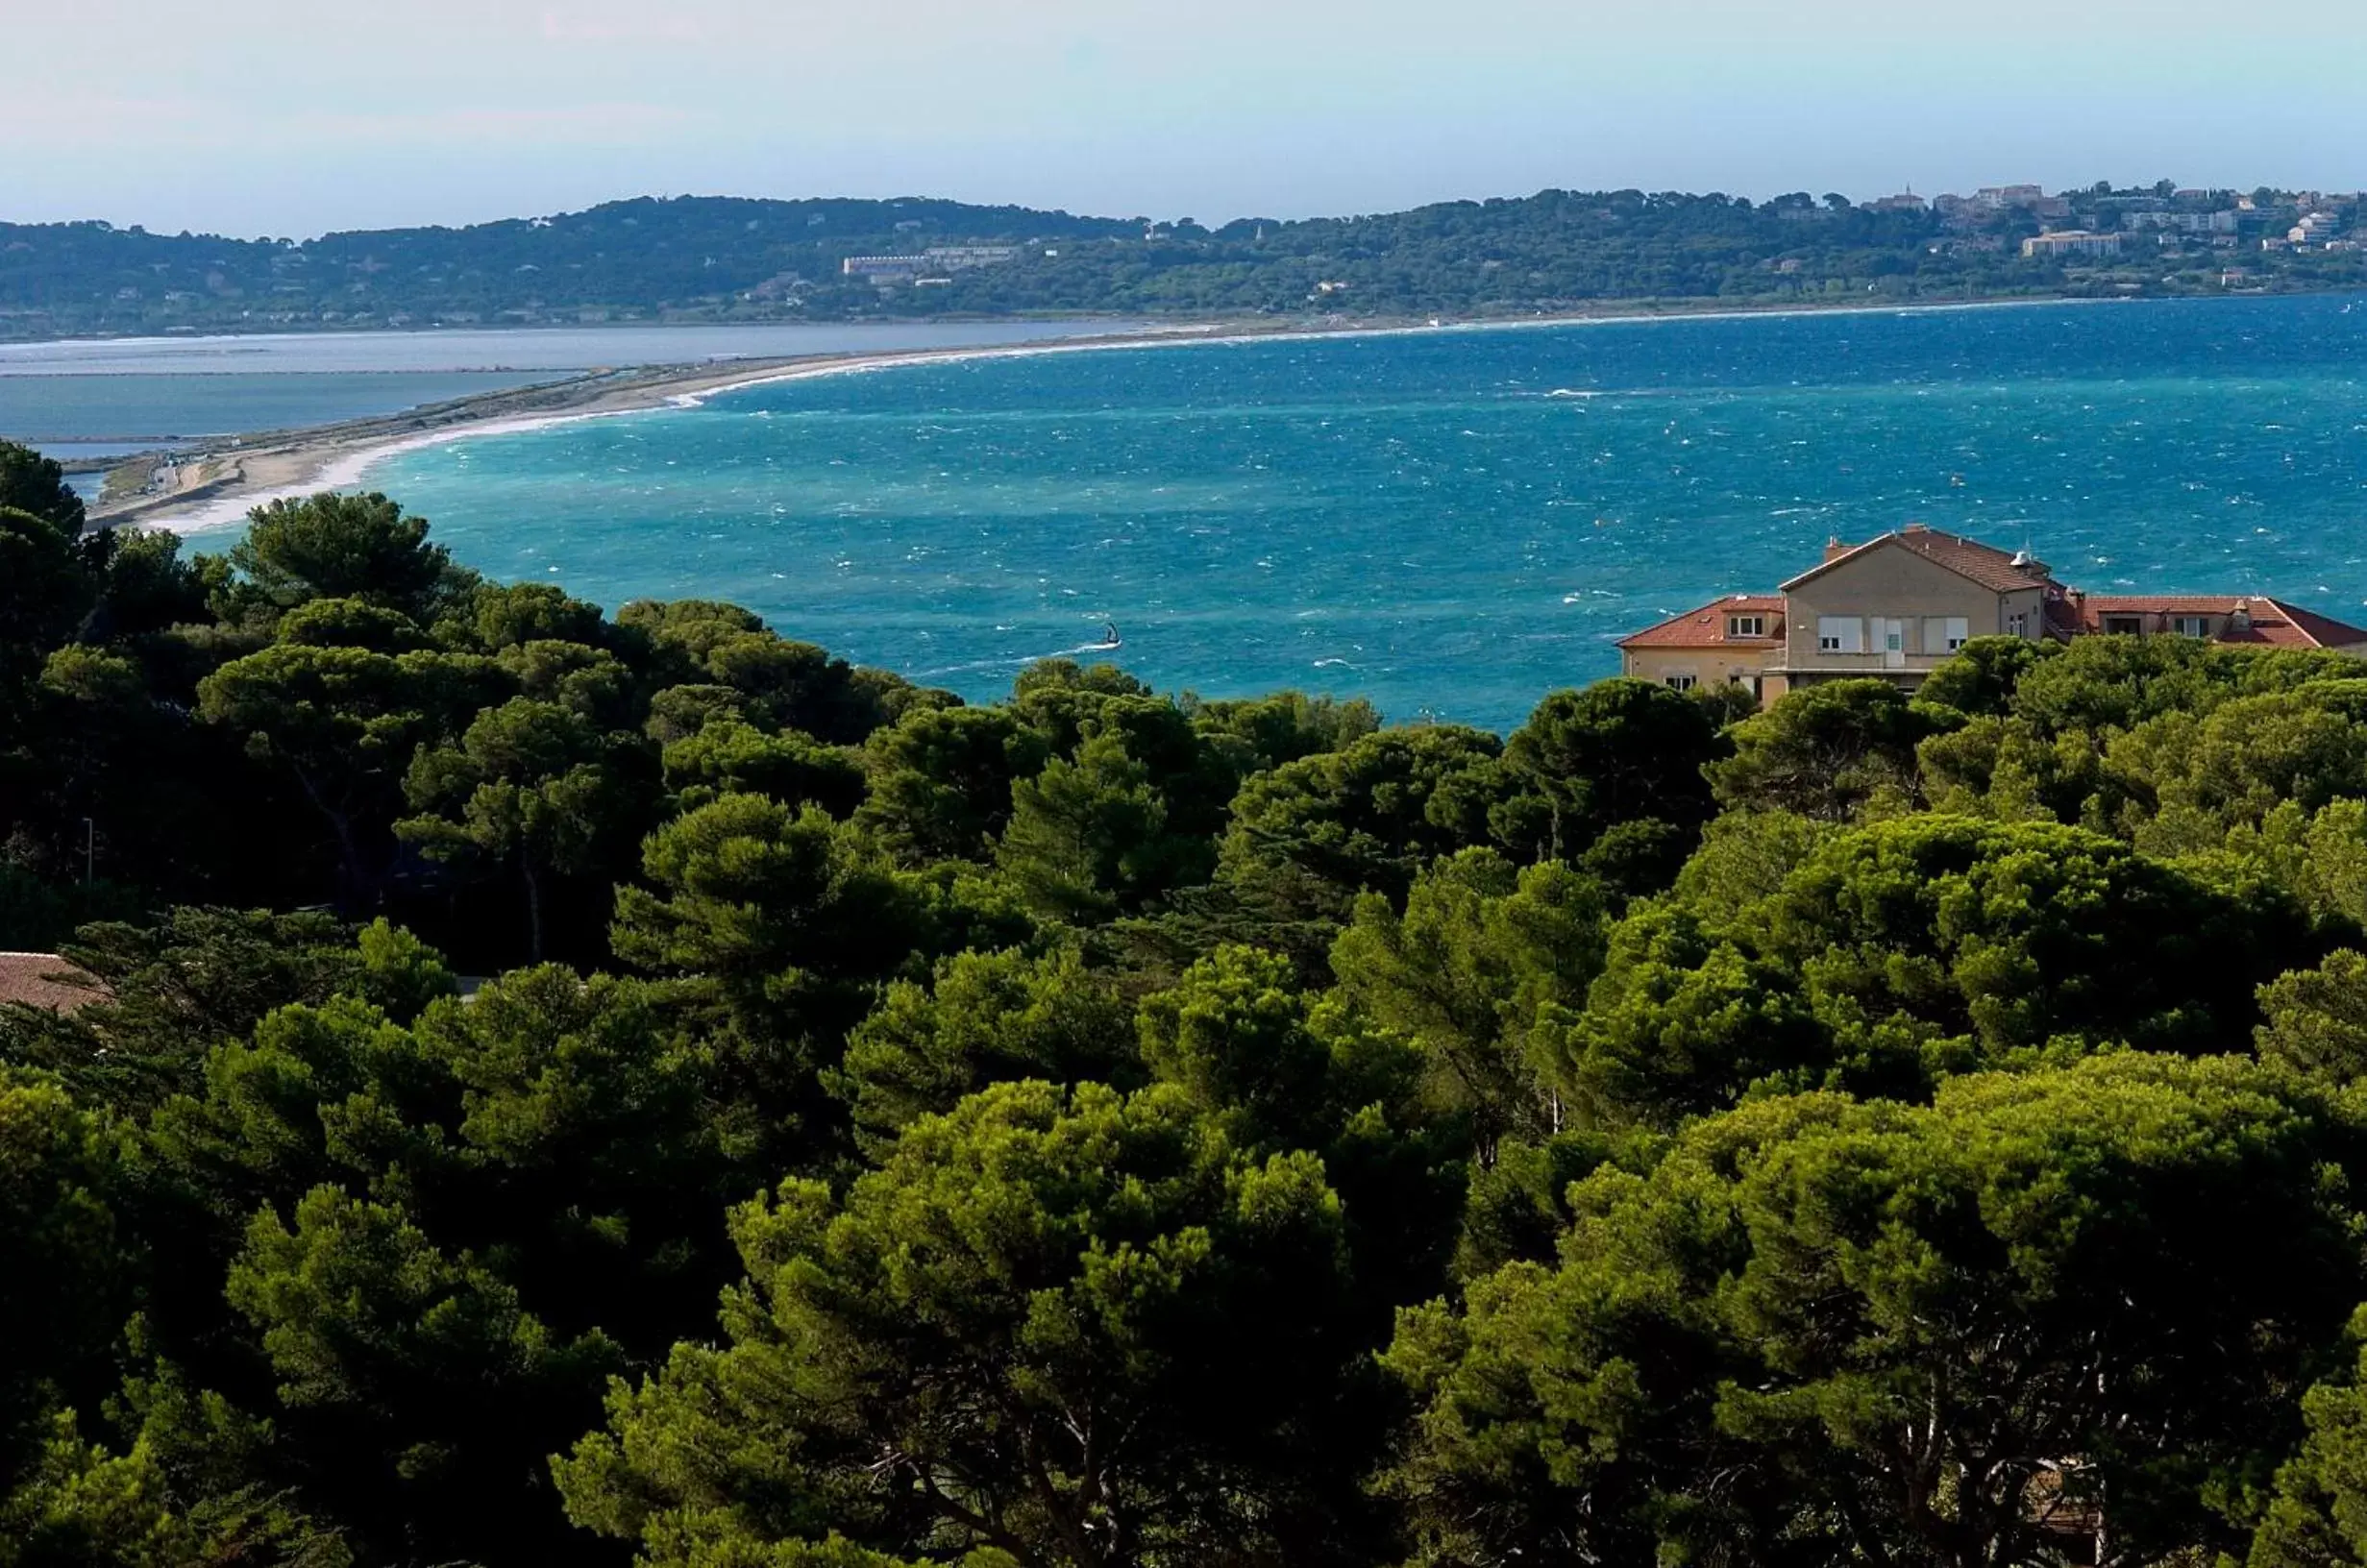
left=96, top=295, right=2096, bottom=533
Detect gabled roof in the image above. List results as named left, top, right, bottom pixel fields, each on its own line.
left=2076, top=595, right=2367, bottom=650
left=0, top=953, right=102, bottom=1013
left=1782, top=525, right=2052, bottom=595
left=1617, top=594, right=1786, bottom=650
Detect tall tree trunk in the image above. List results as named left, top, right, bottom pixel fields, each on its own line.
left=325, top=808, right=373, bottom=914
left=522, top=853, right=544, bottom=964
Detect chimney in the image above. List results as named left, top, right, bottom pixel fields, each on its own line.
left=1824, top=535, right=1851, bottom=563
left=2231, top=599, right=2253, bottom=633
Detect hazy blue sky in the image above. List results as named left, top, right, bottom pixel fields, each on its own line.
left=10, top=0, right=2365, bottom=235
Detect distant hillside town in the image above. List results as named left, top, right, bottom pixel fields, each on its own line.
left=0, top=182, right=2360, bottom=340
left=1901, top=182, right=2360, bottom=278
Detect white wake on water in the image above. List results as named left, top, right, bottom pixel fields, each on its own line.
left=914, top=637, right=1122, bottom=679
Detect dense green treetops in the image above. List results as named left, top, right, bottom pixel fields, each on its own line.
left=0, top=443, right=86, bottom=534
left=16, top=487, right=2367, bottom=1566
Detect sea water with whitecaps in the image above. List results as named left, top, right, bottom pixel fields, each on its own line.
left=343, top=295, right=2367, bottom=732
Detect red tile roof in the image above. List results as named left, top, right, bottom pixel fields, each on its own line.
left=2074, top=595, right=2367, bottom=650
left=1617, top=594, right=1787, bottom=650
left=0, top=953, right=103, bottom=1013
left=1783, top=525, right=2054, bottom=595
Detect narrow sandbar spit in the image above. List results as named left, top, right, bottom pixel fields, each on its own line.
left=102, top=327, right=1237, bottom=532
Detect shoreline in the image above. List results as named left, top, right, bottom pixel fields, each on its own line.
left=97, top=326, right=1225, bottom=532
left=102, top=292, right=2133, bottom=533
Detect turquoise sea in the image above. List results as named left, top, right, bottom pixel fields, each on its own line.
left=366, top=296, right=2367, bottom=732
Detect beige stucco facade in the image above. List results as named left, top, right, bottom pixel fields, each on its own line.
left=1778, top=546, right=2046, bottom=686
left=1619, top=645, right=1786, bottom=695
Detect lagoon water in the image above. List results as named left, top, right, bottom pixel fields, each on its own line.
left=361, top=296, right=2367, bottom=732
left=1, top=321, right=1122, bottom=461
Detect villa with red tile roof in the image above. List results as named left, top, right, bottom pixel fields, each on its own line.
left=1618, top=525, right=2367, bottom=700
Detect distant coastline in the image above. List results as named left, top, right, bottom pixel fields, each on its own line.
left=15, top=186, right=2363, bottom=352
left=100, top=292, right=2144, bottom=533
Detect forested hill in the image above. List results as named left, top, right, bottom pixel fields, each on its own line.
left=6, top=183, right=2361, bottom=338
left=20, top=448, right=2367, bottom=1566
left=0, top=195, right=1141, bottom=339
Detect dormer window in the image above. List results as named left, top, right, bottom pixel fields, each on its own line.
left=1727, top=615, right=1766, bottom=638
left=2171, top=615, right=2211, bottom=638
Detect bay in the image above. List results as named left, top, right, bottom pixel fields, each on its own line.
left=1, top=320, right=1126, bottom=458
left=9, top=374, right=560, bottom=459
left=351, top=295, right=2367, bottom=732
